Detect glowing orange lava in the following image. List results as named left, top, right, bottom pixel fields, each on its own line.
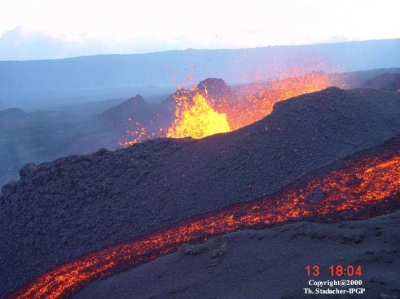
left=120, top=71, right=334, bottom=145
left=166, top=92, right=230, bottom=139
left=118, top=126, right=148, bottom=146
left=167, top=72, right=333, bottom=136
left=7, top=137, right=400, bottom=299
left=119, top=126, right=164, bottom=147
left=215, top=72, right=333, bottom=130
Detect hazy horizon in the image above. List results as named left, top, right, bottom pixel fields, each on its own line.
left=1, top=0, right=400, bottom=61
left=1, top=31, right=400, bottom=62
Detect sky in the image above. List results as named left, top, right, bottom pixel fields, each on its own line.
left=0, top=0, right=400, bottom=60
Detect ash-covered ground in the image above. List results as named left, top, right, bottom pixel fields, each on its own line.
left=1, top=86, right=399, bottom=297
left=73, top=211, right=400, bottom=299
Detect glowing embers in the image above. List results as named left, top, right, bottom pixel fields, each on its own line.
left=118, top=125, right=148, bottom=146
left=119, top=126, right=164, bottom=147
left=166, top=72, right=333, bottom=137
left=218, top=72, right=333, bottom=130
left=120, top=71, right=333, bottom=144
left=8, top=144, right=400, bottom=299
left=167, top=92, right=230, bottom=139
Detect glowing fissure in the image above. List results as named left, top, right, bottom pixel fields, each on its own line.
left=122, top=72, right=333, bottom=144
left=7, top=144, right=400, bottom=299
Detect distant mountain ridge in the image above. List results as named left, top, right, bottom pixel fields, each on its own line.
left=0, top=101, right=7, bottom=110
left=1, top=38, right=400, bottom=109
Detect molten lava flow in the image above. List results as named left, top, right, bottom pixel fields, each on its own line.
left=215, top=72, right=333, bottom=130
left=166, top=92, right=230, bottom=139
left=166, top=72, right=332, bottom=138
left=8, top=141, right=400, bottom=299
left=120, top=71, right=334, bottom=144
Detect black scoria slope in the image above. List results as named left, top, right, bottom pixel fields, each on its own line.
left=1, top=86, right=399, bottom=297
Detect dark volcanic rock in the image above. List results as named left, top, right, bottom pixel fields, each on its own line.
left=196, top=78, right=232, bottom=99
left=1, top=180, right=17, bottom=197
left=346, top=176, right=363, bottom=186
left=98, top=94, right=170, bottom=146
left=19, top=163, right=37, bottom=179
left=100, top=94, right=150, bottom=124
left=161, top=78, right=233, bottom=113
left=362, top=72, right=400, bottom=91
left=1, top=87, right=400, bottom=297
left=73, top=211, right=400, bottom=299
left=305, top=188, right=324, bottom=204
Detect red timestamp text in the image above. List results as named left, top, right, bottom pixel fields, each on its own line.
left=305, top=265, right=363, bottom=277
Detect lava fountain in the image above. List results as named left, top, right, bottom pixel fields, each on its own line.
left=121, top=71, right=334, bottom=145
left=7, top=136, right=400, bottom=299
left=214, top=71, right=334, bottom=130
left=167, top=71, right=333, bottom=136
left=166, top=91, right=230, bottom=139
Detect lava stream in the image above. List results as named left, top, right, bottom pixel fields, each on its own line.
left=7, top=140, right=400, bottom=299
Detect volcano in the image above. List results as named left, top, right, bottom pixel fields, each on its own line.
left=1, top=86, right=400, bottom=298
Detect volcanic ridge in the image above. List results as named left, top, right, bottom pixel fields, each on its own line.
left=1, top=86, right=400, bottom=298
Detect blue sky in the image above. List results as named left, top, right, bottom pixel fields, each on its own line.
left=1, top=0, right=399, bottom=60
